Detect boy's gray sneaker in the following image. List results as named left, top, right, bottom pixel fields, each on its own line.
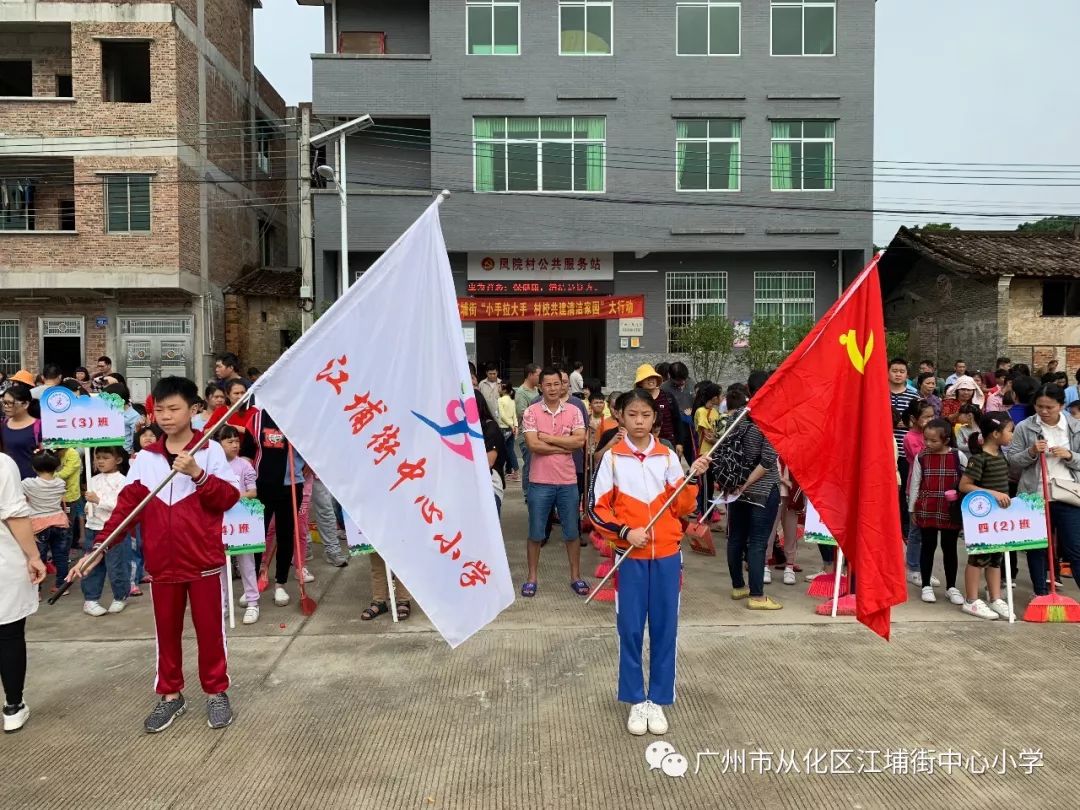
left=324, top=550, right=349, bottom=568
left=144, top=695, right=186, bottom=733
left=207, top=692, right=233, bottom=729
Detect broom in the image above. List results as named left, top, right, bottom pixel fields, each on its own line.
left=1023, top=452, right=1080, bottom=623
left=288, top=447, right=317, bottom=616
left=814, top=546, right=856, bottom=615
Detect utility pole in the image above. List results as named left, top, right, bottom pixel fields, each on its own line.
left=298, top=103, right=315, bottom=332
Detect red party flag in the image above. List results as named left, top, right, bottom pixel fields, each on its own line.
left=750, top=255, right=906, bottom=639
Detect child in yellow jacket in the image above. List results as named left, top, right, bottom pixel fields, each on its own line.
left=588, top=389, right=709, bottom=736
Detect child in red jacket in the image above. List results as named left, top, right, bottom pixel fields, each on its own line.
left=69, top=377, right=239, bottom=733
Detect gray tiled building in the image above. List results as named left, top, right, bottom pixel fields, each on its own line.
left=303, top=0, right=874, bottom=386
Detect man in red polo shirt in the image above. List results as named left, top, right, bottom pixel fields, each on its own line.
left=521, top=366, right=587, bottom=598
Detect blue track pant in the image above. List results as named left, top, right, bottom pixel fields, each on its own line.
left=616, top=552, right=681, bottom=706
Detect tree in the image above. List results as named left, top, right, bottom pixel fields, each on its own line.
left=674, top=315, right=736, bottom=383
left=916, top=222, right=959, bottom=233
left=1017, top=216, right=1079, bottom=233
left=885, top=330, right=909, bottom=363
left=742, top=316, right=813, bottom=372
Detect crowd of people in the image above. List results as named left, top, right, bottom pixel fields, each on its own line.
left=2, top=347, right=1079, bottom=738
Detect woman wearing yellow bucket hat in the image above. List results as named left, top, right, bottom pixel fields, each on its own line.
left=633, top=365, right=685, bottom=456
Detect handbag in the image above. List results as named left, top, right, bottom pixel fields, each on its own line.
left=1049, top=478, right=1080, bottom=508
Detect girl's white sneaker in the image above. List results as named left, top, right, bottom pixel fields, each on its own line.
left=242, top=606, right=260, bottom=625
left=646, top=702, right=669, bottom=735
left=945, top=587, right=965, bottom=605
left=238, top=594, right=248, bottom=608
left=274, top=586, right=290, bottom=606
left=2, top=703, right=29, bottom=733
left=988, top=598, right=1014, bottom=620
left=782, top=568, right=797, bottom=585
left=108, top=600, right=126, bottom=614
left=83, top=601, right=107, bottom=617
left=763, top=567, right=772, bottom=585
left=920, top=586, right=936, bottom=603
left=627, top=702, right=649, bottom=736
left=961, top=599, right=998, bottom=620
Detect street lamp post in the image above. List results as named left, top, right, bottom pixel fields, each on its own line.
left=310, top=114, right=374, bottom=298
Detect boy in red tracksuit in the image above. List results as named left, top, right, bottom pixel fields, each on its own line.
left=69, top=377, right=239, bottom=733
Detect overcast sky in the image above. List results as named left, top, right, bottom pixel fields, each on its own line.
left=254, top=0, right=1080, bottom=246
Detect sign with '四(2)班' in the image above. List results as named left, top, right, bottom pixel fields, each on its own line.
left=961, top=491, right=1048, bottom=554
left=40, top=386, right=125, bottom=449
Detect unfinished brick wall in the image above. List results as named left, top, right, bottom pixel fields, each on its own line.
left=224, top=293, right=296, bottom=373
left=1006, top=277, right=1080, bottom=372
left=0, top=27, right=73, bottom=97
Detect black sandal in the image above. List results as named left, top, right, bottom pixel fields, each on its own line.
left=361, top=600, right=389, bottom=621
left=396, top=600, right=411, bottom=620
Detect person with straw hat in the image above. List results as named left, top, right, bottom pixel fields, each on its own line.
left=633, top=364, right=685, bottom=458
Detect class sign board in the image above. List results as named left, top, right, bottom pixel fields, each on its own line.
left=222, top=498, right=266, bottom=555
left=961, top=491, right=1048, bottom=554
left=40, top=386, right=125, bottom=449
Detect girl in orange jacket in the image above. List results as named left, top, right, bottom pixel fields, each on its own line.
left=588, top=389, right=708, bottom=736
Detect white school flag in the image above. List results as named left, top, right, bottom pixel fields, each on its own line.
left=249, top=199, right=513, bottom=647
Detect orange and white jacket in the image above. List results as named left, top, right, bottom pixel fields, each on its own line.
left=588, top=436, right=698, bottom=560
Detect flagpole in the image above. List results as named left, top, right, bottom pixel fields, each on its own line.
left=387, top=562, right=398, bottom=623
left=585, top=407, right=750, bottom=604
left=831, top=546, right=845, bottom=618
left=49, top=390, right=254, bottom=605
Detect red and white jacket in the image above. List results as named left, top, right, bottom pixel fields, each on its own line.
left=100, top=431, right=239, bottom=583
left=588, top=435, right=698, bottom=560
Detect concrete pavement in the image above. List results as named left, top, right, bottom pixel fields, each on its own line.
left=5, top=485, right=1075, bottom=809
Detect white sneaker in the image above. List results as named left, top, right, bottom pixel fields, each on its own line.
left=646, top=701, right=669, bottom=735
left=302, top=567, right=315, bottom=584
left=907, top=570, right=921, bottom=585
left=921, top=586, right=936, bottom=603
left=238, top=594, right=248, bottom=608
left=242, top=605, right=260, bottom=625
left=930, top=575, right=941, bottom=586
left=3, top=702, right=29, bottom=733
left=274, top=586, right=290, bottom=606
left=782, top=568, right=797, bottom=586
left=83, top=600, right=107, bottom=617
left=108, top=600, right=126, bottom=614
left=763, top=567, right=772, bottom=585
left=962, top=599, right=998, bottom=620
left=627, top=702, right=649, bottom=736
left=946, top=587, right=964, bottom=606
left=804, top=570, right=825, bottom=582
left=988, top=598, right=1014, bottom=620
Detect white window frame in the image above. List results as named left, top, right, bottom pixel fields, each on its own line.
left=770, top=0, right=836, bottom=57
left=472, top=116, right=607, bottom=194
left=104, top=173, right=152, bottom=233
left=466, top=0, right=521, bottom=56
left=666, top=271, right=728, bottom=351
left=558, top=0, right=614, bottom=56
left=676, top=1, right=741, bottom=57
left=753, top=271, right=816, bottom=333
left=674, top=119, right=741, bottom=192
left=0, top=318, right=22, bottom=375
left=770, top=120, right=835, bottom=192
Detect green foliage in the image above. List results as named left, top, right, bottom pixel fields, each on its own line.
left=917, top=222, right=959, bottom=232
left=1017, top=216, right=1079, bottom=233
left=743, top=316, right=813, bottom=372
left=885, top=330, right=909, bottom=363
left=675, top=315, right=737, bottom=383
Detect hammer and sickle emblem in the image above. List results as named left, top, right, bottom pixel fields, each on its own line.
left=839, top=329, right=874, bottom=374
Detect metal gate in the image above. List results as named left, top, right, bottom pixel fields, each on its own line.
left=119, top=317, right=194, bottom=403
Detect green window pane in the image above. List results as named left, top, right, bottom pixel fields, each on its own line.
left=772, top=120, right=800, bottom=139
left=543, top=142, right=573, bottom=191
left=507, top=142, right=538, bottom=190
left=710, top=5, right=740, bottom=54
left=772, top=5, right=802, bottom=54
left=561, top=6, right=586, bottom=52
left=493, top=5, right=519, bottom=54
left=106, top=177, right=129, bottom=232
left=585, top=6, right=612, bottom=54
left=467, top=6, right=493, bottom=54
left=574, top=116, right=605, bottom=139
left=804, top=5, right=834, bottom=55
left=677, top=6, right=708, bottom=55
left=541, top=117, right=572, bottom=139
left=677, top=141, right=707, bottom=190
left=709, top=141, right=738, bottom=190
left=803, top=120, right=834, bottom=138
left=491, top=142, right=507, bottom=190
left=708, top=119, right=738, bottom=139
left=474, top=116, right=502, bottom=138
left=128, top=176, right=151, bottom=231
left=574, top=142, right=604, bottom=190
left=676, top=119, right=708, bottom=139
left=803, top=141, right=833, bottom=189
left=507, top=117, right=539, bottom=139
left=475, top=142, right=497, bottom=191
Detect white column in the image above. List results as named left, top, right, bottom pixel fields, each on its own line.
left=339, top=135, right=349, bottom=297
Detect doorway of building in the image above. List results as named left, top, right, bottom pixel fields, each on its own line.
left=39, top=317, right=84, bottom=377
left=543, top=320, right=605, bottom=385
left=476, top=321, right=533, bottom=383
left=474, top=319, right=606, bottom=385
